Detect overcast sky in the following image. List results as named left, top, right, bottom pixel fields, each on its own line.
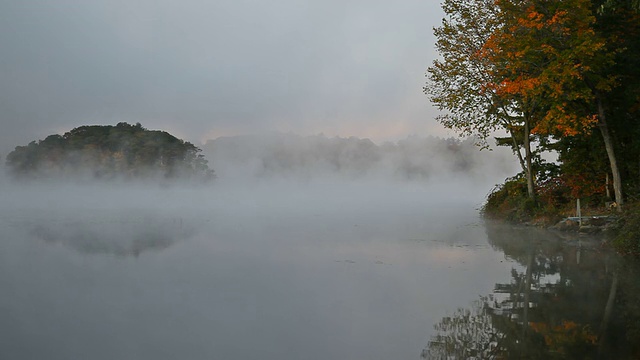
left=0, top=0, right=447, bottom=153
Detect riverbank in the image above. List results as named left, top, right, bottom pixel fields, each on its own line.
left=481, top=178, right=640, bottom=256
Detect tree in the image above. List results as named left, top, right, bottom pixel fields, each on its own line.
left=594, top=0, right=640, bottom=204
left=487, top=0, right=619, bottom=205
left=5, top=123, right=215, bottom=181
left=426, top=0, right=538, bottom=199
left=427, top=0, right=626, bottom=207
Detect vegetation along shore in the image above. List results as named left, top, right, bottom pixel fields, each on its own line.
left=425, top=0, right=640, bottom=255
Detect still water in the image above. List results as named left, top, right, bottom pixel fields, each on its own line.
left=0, top=182, right=637, bottom=359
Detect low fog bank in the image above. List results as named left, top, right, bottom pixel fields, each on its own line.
left=1, top=175, right=499, bottom=216
left=1, top=132, right=519, bottom=189
left=203, top=133, right=518, bottom=184
left=1, top=131, right=520, bottom=218
left=1, top=176, right=494, bottom=258
left=1, top=132, right=519, bottom=256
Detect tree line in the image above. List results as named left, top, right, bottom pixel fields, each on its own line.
left=5, top=122, right=215, bottom=182
left=202, top=133, right=513, bottom=181
left=426, top=0, right=640, bottom=216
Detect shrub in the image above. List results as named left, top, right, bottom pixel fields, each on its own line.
left=612, top=204, right=640, bottom=256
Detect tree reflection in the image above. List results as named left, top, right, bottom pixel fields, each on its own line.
left=422, top=297, right=502, bottom=359
left=28, top=214, right=197, bottom=257
left=423, top=223, right=640, bottom=359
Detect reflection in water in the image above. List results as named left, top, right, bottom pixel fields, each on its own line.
left=424, top=223, right=640, bottom=359
left=422, top=296, right=498, bottom=359
left=26, top=213, right=198, bottom=256
left=4, top=190, right=640, bottom=359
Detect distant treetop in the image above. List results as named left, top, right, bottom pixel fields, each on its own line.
left=5, top=122, right=215, bottom=182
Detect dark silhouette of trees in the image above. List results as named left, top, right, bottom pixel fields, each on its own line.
left=5, top=122, right=214, bottom=181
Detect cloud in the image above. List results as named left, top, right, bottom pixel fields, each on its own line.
left=0, top=0, right=445, bottom=154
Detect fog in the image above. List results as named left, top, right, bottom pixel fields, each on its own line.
left=1, top=137, right=516, bottom=258
left=203, top=133, right=517, bottom=184
left=0, top=135, right=522, bottom=359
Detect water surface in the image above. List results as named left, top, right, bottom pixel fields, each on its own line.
left=0, top=181, right=636, bottom=359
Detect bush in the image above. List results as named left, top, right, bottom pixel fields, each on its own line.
left=612, top=204, right=640, bottom=256
left=482, top=174, right=572, bottom=225
left=483, top=177, right=535, bottom=222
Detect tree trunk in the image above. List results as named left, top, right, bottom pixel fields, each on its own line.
left=508, top=128, right=527, bottom=176
left=523, top=116, right=535, bottom=201
left=597, top=96, right=623, bottom=211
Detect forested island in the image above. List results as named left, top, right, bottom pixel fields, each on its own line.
left=5, top=122, right=214, bottom=182
left=425, top=0, right=640, bottom=254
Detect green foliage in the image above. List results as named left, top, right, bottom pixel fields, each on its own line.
left=483, top=176, right=535, bottom=222
left=5, top=122, right=215, bottom=182
left=425, top=0, right=505, bottom=149
left=431, top=0, right=640, bottom=211
left=483, top=169, right=574, bottom=224
left=612, top=203, right=640, bottom=255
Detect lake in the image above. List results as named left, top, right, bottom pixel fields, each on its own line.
left=0, top=180, right=637, bottom=359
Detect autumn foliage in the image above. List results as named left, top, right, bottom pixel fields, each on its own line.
left=429, top=0, right=640, bottom=223
left=481, top=0, right=613, bottom=137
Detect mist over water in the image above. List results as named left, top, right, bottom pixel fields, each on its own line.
left=9, top=136, right=620, bottom=359
left=202, top=134, right=517, bottom=184
left=0, top=185, right=507, bottom=359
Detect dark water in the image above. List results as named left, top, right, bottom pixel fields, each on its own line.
left=0, top=182, right=638, bottom=359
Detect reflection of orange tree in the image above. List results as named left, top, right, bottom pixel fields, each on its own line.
left=485, top=223, right=640, bottom=358
left=424, top=266, right=602, bottom=359
left=425, top=223, right=640, bottom=358
left=529, top=321, right=597, bottom=359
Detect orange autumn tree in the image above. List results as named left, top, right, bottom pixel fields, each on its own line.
left=428, top=0, right=621, bottom=204
left=482, top=0, right=619, bottom=206
left=477, top=4, right=549, bottom=200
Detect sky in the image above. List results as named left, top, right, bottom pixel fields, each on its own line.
left=0, top=0, right=448, bottom=154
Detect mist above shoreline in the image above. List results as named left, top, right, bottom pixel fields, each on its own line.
left=203, top=133, right=518, bottom=184
left=3, top=131, right=518, bottom=187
